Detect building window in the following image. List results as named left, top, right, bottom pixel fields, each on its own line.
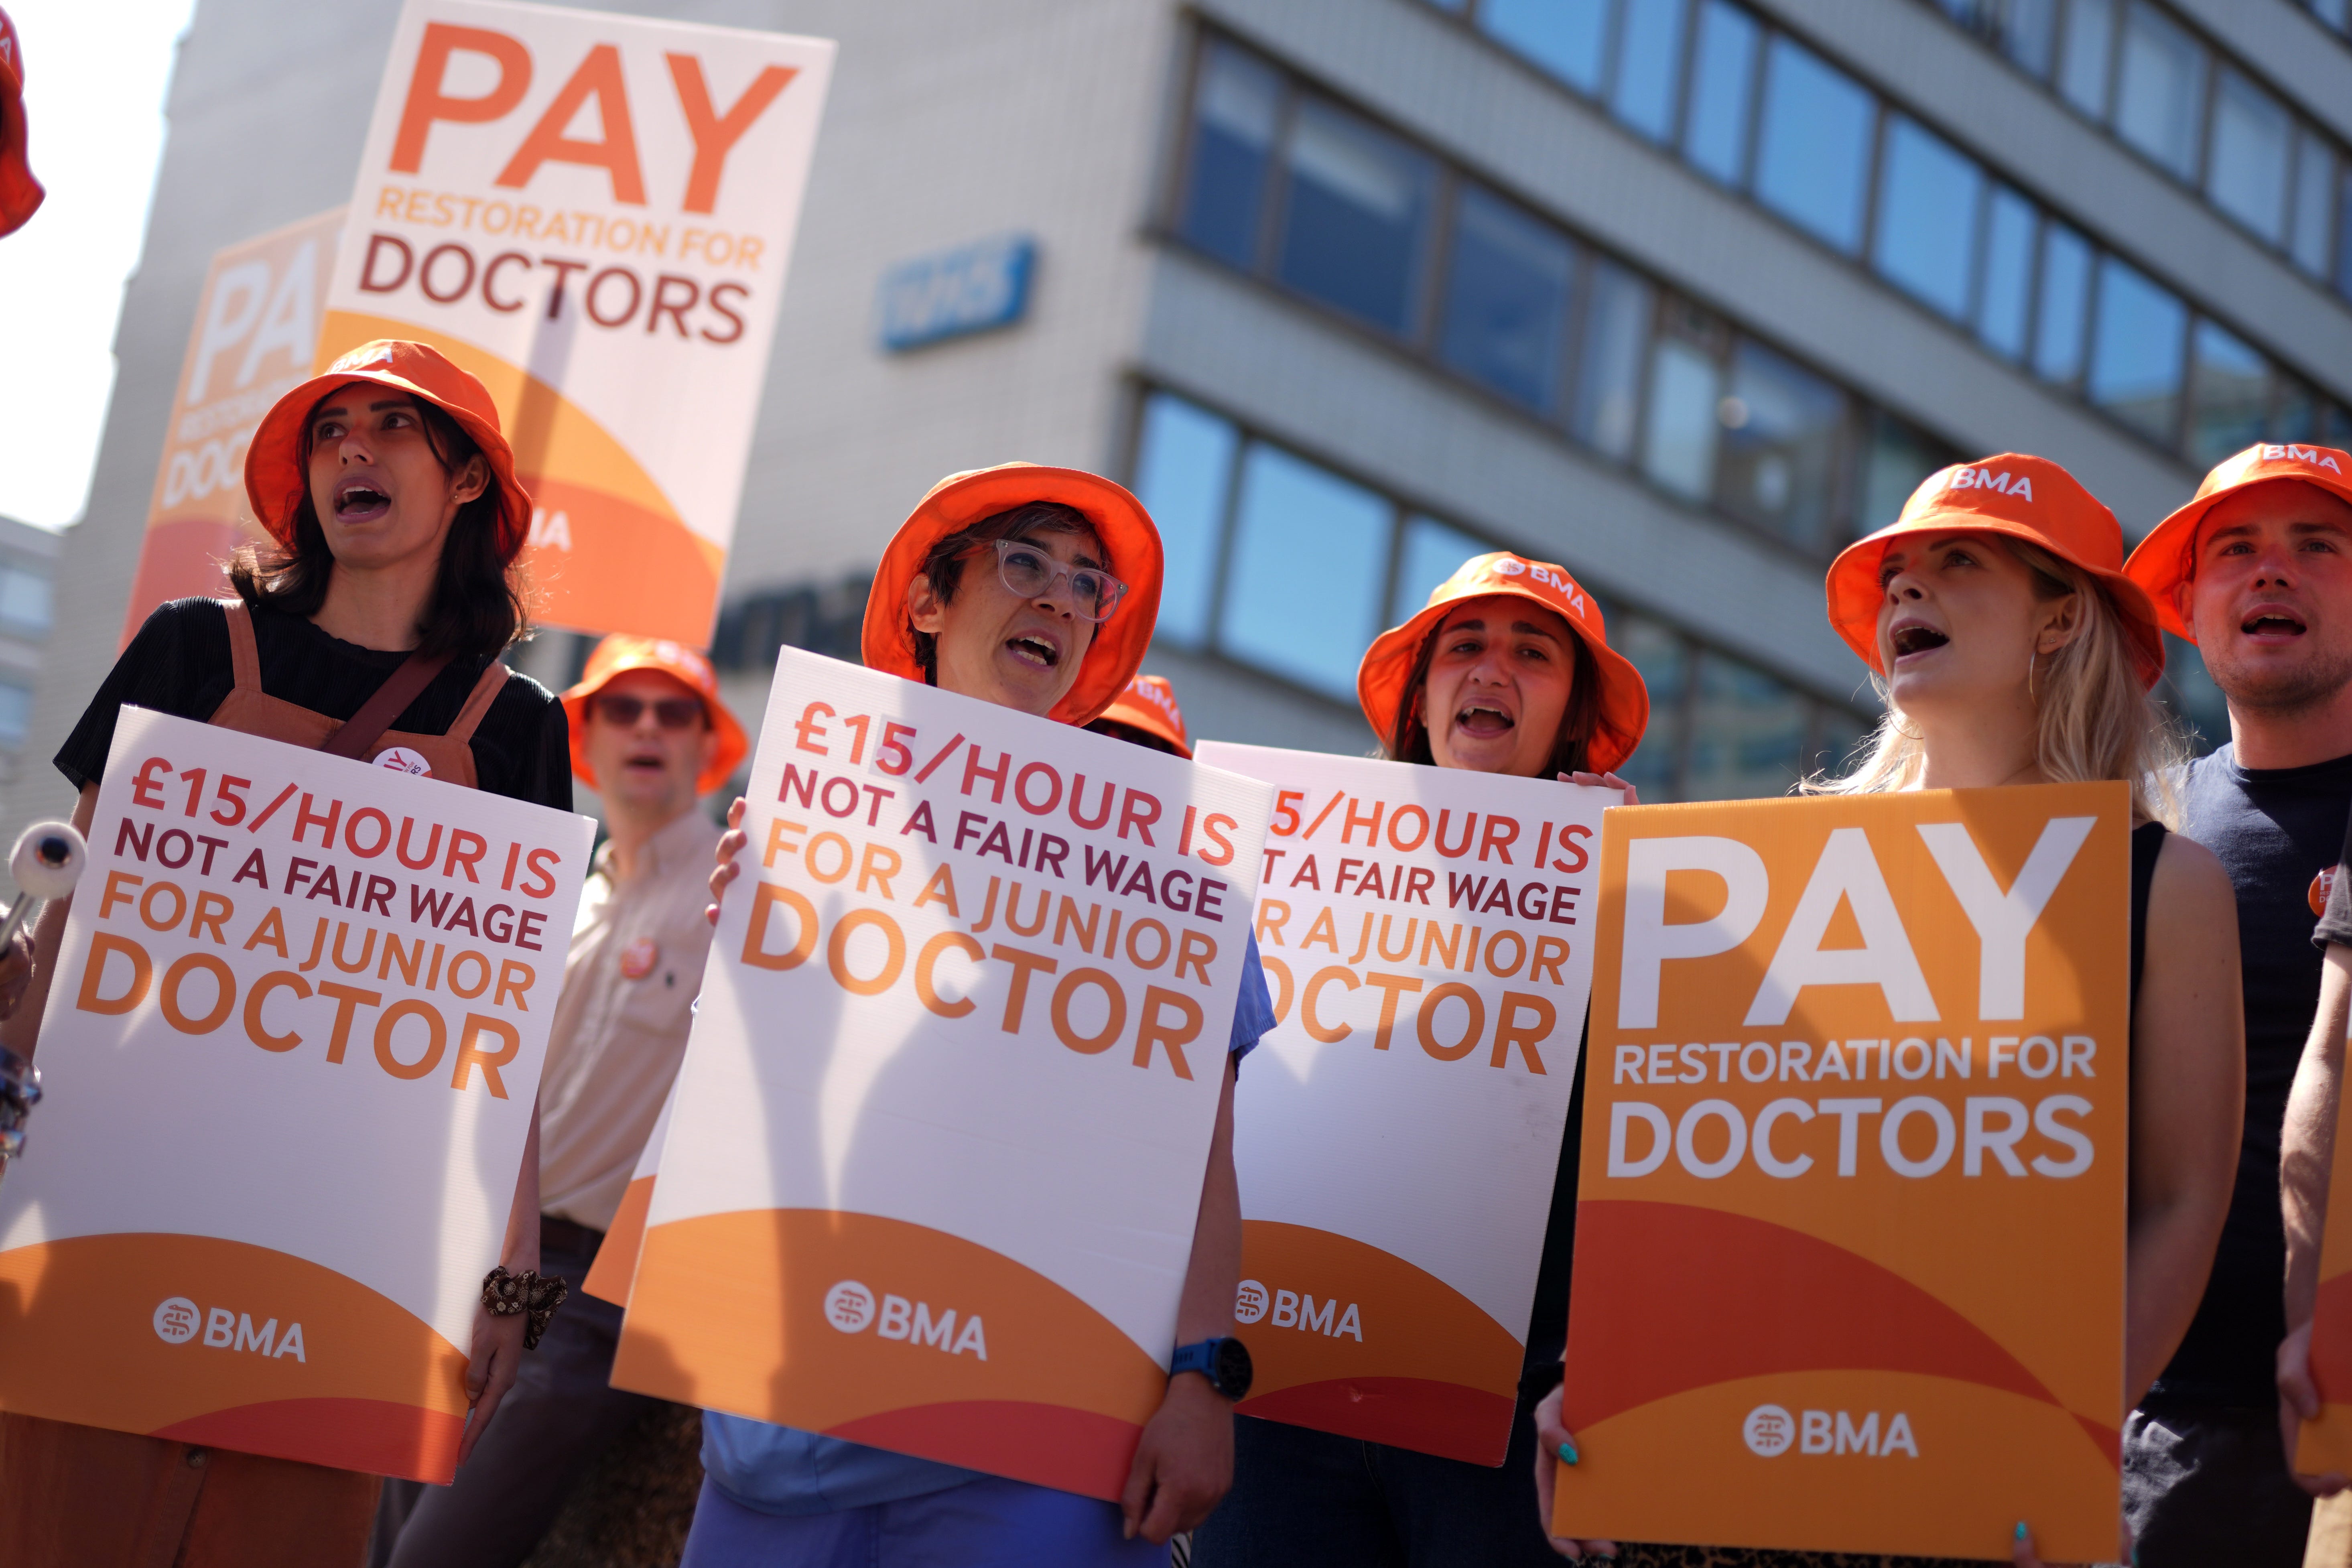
left=1976, top=185, right=2038, bottom=358
left=2187, top=321, right=2270, bottom=467
left=1860, top=412, right=1952, bottom=535
left=1133, top=393, right=1238, bottom=647
left=1479, top=0, right=1611, bottom=94
left=1717, top=340, right=1852, bottom=553
left=2205, top=68, right=2291, bottom=245
left=709, top=576, right=868, bottom=675
left=1609, top=0, right=1689, bottom=143
left=2112, top=2, right=2206, bottom=181
left=0, top=682, right=27, bottom=749
left=1277, top=99, right=1437, bottom=336
left=0, top=568, right=52, bottom=637
left=2031, top=221, right=2094, bottom=384
left=2087, top=254, right=2188, bottom=443
left=1413, top=3, right=2344, bottom=465
left=1438, top=185, right=1576, bottom=412
left=1176, top=43, right=1280, bottom=272
left=1127, top=386, right=1874, bottom=799
left=1752, top=36, right=1876, bottom=254
left=1682, top=0, right=1760, bottom=185
left=1167, top=34, right=1964, bottom=559
left=1874, top=114, right=1985, bottom=321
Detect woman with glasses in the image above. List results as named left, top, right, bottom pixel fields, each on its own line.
left=1192, top=549, right=1647, bottom=1568
left=689, top=465, right=1276, bottom=1568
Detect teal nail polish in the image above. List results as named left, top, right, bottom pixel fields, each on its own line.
left=1558, top=1442, right=1578, bottom=1465
left=2014, top=1521, right=2027, bottom=1543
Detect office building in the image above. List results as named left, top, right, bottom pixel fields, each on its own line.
left=22, top=0, right=2352, bottom=837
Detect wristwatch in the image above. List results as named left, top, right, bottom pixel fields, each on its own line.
left=1171, top=1336, right=1253, bottom=1401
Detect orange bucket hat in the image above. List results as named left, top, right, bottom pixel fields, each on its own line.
left=1827, top=454, right=2165, bottom=689
left=2124, top=442, right=2352, bottom=642
left=243, top=339, right=533, bottom=563
left=1094, top=673, right=1192, bottom=758
left=1357, top=552, right=1649, bottom=775
left=0, top=7, right=45, bottom=238
left=860, top=463, right=1163, bottom=727
left=562, top=635, right=748, bottom=795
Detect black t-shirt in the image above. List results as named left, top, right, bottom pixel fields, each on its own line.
left=57, top=597, right=571, bottom=813
left=2151, top=745, right=2352, bottom=1408
left=1521, top=1046, right=1584, bottom=1399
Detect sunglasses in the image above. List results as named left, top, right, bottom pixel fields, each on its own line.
left=593, top=693, right=705, bottom=730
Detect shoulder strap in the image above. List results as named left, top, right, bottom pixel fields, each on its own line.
left=322, top=648, right=455, bottom=761
left=221, top=599, right=261, bottom=691
left=445, top=662, right=510, bottom=746
left=2129, top=821, right=2166, bottom=1009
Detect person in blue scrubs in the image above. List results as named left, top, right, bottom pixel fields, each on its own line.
left=690, top=465, right=1274, bottom=1567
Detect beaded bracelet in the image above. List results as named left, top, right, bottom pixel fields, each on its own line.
left=482, top=1266, right=569, bottom=1351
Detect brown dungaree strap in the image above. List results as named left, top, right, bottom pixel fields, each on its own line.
left=223, top=598, right=262, bottom=691
left=447, top=661, right=510, bottom=746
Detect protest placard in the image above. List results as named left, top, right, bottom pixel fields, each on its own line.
left=0, top=709, right=593, bottom=1482
left=321, top=0, right=834, bottom=644
left=1194, top=741, right=1607, bottom=1465
left=1554, top=785, right=2130, bottom=1561
left=610, top=648, right=1272, bottom=1500
left=122, top=209, right=341, bottom=644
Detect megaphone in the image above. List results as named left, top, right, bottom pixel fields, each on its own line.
left=0, top=819, right=86, bottom=1162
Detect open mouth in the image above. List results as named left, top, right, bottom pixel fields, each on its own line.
left=2242, top=611, right=2308, bottom=640
left=1890, top=624, right=1950, bottom=659
left=333, top=478, right=391, bottom=522
left=624, top=749, right=667, bottom=772
left=1007, top=633, right=1061, bottom=670
left=1455, top=700, right=1515, bottom=738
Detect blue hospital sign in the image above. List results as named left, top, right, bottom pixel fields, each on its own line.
left=877, top=235, right=1037, bottom=351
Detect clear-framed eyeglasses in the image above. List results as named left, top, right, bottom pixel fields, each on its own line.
left=987, top=537, right=1129, bottom=623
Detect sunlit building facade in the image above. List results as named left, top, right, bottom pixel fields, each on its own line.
left=25, top=0, right=2352, bottom=839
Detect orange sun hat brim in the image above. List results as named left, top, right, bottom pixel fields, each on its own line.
left=1826, top=453, right=2165, bottom=689
left=860, top=464, right=1164, bottom=728
left=244, top=339, right=533, bottom=563
left=561, top=636, right=749, bottom=796
left=1357, top=551, right=1649, bottom=775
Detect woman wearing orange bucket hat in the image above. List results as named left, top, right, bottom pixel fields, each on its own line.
left=2, top=340, right=570, bottom=1568
left=1538, top=458, right=2242, bottom=1568
left=692, top=465, right=1274, bottom=1568
left=1190, top=550, right=1645, bottom=1568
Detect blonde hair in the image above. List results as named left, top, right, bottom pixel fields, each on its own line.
left=1806, top=537, right=2185, bottom=825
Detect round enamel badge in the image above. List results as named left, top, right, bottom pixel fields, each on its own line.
left=620, top=936, right=659, bottom=980
left=373, top=746, right=433, bottom=777
left=2313, top=866, right=2338, bottom=919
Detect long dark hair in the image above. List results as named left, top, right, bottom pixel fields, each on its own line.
left=905, top=502, right=1101, bottom=685
left=1385, top=611, right=1602, bottom=779
left=229, top=392, right=528, bottom=662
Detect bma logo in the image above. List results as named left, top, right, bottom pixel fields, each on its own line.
left=1944, top=465, right=2034, bottom=502
left=1232, top=1278, right=1363, bottom=1341
left=1743, top=1403, right=1917, bottom=1457
left=822, top=1279, right=987, bottom=1359
left=152, top=1296, right=307, bottom=1361
left=1491, top=558, right=1588, bottom=616
left=2261, top=444, right=2344, bottom=472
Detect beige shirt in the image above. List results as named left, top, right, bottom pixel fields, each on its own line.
left=538, top=805, right=723, bottom=1231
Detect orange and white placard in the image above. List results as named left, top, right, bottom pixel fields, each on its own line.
left=322, top=0, right=835, bottom=645
left=610, top=648, right=1272, bottom=1500
left=123, top=209, right=342, bottom=646
left=2296, top=1029, right=2352, bottom=1474
left=1195, top=741, right=1607, bottom=1465
left=1556, top=785, right=2130, bottom=1562
left=0, top=709, right=593, bottom=1481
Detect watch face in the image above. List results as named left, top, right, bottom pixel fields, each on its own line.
left=1214, top=1336, right=1254, bottom=1400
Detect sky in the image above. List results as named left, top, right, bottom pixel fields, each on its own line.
left=0, top=0, right=198, bottom=530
